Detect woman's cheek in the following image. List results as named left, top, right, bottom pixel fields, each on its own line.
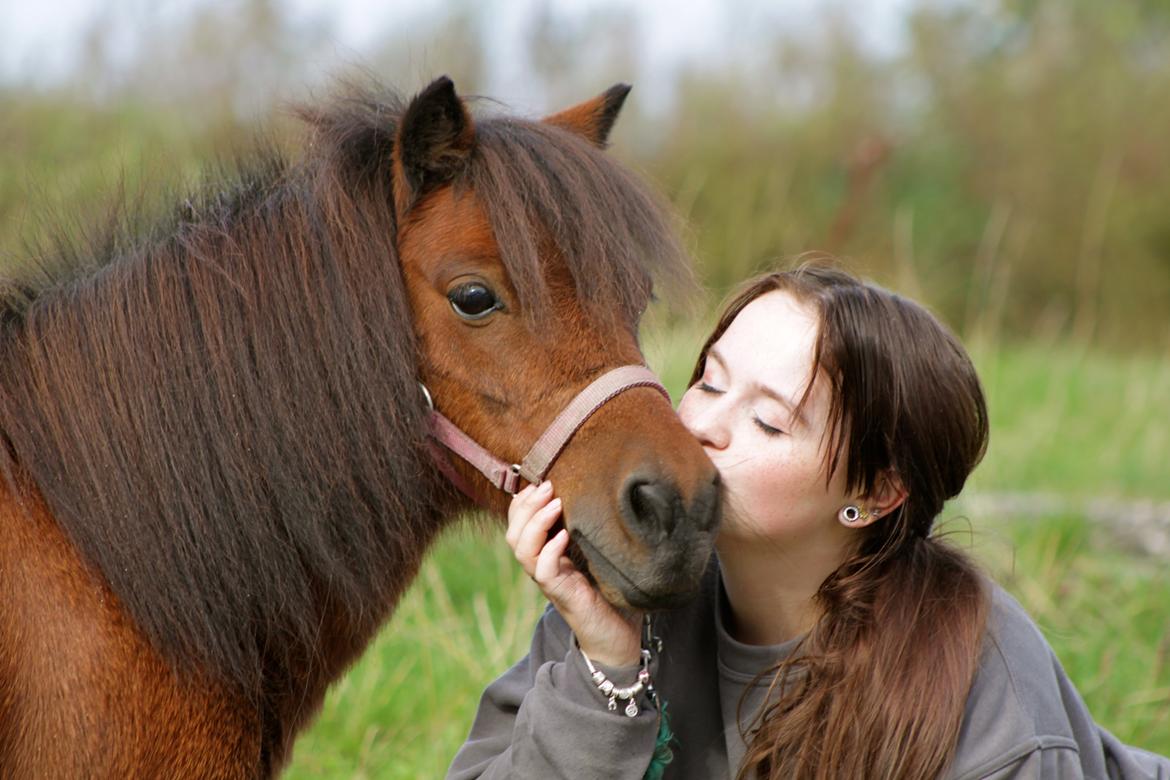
left=720, top=455, right=772, bottom=522
left=744, top=450, right=807, bottom=514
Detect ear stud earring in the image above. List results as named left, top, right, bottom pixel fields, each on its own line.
left=839, top=505, right=871, bottom=525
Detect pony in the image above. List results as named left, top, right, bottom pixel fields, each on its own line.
left=0, top=76, right=720, bottom=777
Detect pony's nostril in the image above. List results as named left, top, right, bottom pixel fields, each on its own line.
left=627, top=479, right=678, bottom=539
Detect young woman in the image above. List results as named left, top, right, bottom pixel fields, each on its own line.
left=447, top=263, right=1169, bottom=780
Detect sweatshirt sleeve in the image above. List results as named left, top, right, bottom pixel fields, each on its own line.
left=446, top=604, right=661, bottom=780
left=965, top=737, right=1170, bottom=780
left=963, top=743, right=1083, bottom=779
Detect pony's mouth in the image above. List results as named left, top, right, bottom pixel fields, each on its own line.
left=569, top=529, right=658, bottom=608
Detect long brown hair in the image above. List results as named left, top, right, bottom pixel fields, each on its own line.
left=691, top=260, right=990, bottom=780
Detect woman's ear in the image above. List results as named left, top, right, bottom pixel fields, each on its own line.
left=853, top=472, right=908, bottom=527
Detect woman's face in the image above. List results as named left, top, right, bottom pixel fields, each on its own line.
left=677, top=290, right=850, bottom=545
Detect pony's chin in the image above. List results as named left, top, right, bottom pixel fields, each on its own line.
left=570, top=531, right=711, bottom=611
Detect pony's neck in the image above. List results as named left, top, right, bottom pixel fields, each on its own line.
left=0, top=153, right=463, bottom=729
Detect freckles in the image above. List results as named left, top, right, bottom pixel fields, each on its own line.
left=749, top=451, right=820, bottom=503
left=722, top=453, right=778, bottom=502
left=748, top=449, right=794, bottom=478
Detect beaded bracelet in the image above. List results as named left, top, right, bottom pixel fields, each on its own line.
left=577, top=644, right=649, bottom=717
left=572, top=616, right=661, bottom=718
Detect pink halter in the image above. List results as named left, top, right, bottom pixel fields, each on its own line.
left=422, top=365, right=670, bottom=498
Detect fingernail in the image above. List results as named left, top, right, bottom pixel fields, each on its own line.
left=537, top=481, right=553, bottom=495
left=549, top=497, right=562, bottom=508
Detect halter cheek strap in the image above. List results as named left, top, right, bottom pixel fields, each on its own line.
left=422, top=365, right=670, bottom=497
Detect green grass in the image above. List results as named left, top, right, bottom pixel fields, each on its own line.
left=969, top=339, right=1170, bottom=499
left=284, top=335, right=1170, bottom=777
left=286, top=528, right=548, bottom=778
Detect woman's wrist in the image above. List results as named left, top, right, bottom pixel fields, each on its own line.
left=577, top=637, right=641, bottom=668
left=571, top=606, right=643, bottom=667
left=571, top=632, right=655, bottom=718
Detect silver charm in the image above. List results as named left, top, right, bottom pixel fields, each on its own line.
left=574, top=625, right=663, bottom=719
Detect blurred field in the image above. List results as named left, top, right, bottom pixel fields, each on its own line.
left=286, top=331, right=1170, bottom=778
left=2, top=1, right=1168, bottom=777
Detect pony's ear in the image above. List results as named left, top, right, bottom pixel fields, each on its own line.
left=392, top=76, right=475, bottom=218
left=543, top=84, right=632, bottom=149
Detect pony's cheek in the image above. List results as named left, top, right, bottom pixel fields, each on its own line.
left=554, top=492, right=600, bottom=547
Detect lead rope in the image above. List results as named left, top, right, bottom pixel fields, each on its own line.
left=572, top=614, right=674, bottom=775
left=641, top=615, right=674, bottom=780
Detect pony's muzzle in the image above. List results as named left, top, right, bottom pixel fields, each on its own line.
left=621, top=471, right=721, bottom=546
left=569, top=470, right=720, bottom=610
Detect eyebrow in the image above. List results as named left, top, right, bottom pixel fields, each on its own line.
left=708, top=347, right=809, bottom=428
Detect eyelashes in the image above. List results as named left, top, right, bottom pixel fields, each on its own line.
left=694, top=382, right=786, bottom=436
left=753, top=418, right=783, bottom=437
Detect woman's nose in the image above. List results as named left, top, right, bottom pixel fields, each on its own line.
left=681, top=395, right=730, bottom=450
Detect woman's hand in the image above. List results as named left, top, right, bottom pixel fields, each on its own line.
left=506, top=480, right=642, bottom=668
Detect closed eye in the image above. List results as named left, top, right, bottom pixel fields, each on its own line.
left=754, top=417, right=784, bottom=436
left=697, top=381, right=784, bottom=435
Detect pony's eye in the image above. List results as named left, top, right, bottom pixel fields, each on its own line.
left=448, top=282, right=501, bottom=320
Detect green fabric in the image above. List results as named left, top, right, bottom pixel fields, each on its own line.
left=643, top=702, right=675, bottom=780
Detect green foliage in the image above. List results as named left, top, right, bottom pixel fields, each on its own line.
left=641, top=0, right=1170, bottom=348
left=5, top=1, right=1170, bottom=348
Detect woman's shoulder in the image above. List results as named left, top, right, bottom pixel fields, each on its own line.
left=948, top=578, right=1169, bottom=779
left=946, top=580, right=1082, bottom=778
left=978, top=581, right=1071, bottom=710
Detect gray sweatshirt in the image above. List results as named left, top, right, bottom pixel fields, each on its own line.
left=447, top=558, right=1170, bottom=779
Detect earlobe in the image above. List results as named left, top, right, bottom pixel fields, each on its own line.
left=543, top=83, right=632, bottom=148
left=839, top=473, right=908, bottom=529
left=838, top=504, right=884, bottom=528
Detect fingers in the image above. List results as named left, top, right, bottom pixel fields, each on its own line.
left=531, top=523, right=593, bottom=619
left=504, top=480, right=585, bottom=608
left=505, top=481, right=560, bottom=578
left=505, top=480, right=548, bottom=549
left=533, top=528, right=570, bottom=584
left=505, top=484, right=643, bottom=667
left=515, top=497, right=562, bottom=578
left=503, top=484, right=531, bottom=549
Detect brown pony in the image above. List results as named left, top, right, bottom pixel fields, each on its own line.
left=0, top=77, right=719, bottom=777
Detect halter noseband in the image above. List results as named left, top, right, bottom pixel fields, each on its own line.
left=422, top=365, right=670, bottom=498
